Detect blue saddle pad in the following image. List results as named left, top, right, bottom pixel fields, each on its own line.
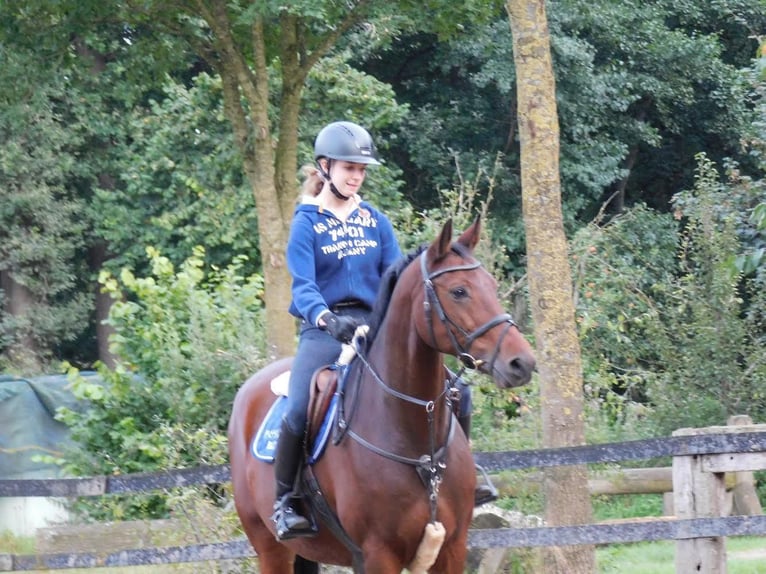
left=251, top=394, right=338, bottom=465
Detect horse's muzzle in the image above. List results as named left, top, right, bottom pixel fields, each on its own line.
left=492, top=352, right=536, bottom=388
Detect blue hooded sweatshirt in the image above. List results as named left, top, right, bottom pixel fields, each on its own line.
left=286, top=199, right=402, bottom=326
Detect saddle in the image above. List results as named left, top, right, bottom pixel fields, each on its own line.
left=307, top=366, right=340, bottom=445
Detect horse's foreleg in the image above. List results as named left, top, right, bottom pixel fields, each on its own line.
left=357, top=540, right=413, bottom=574
left=254, top=539, right=299, bottom=574
left=239, top=512, right=296, bottom=574
left=360, top=554, right=402, bottom=574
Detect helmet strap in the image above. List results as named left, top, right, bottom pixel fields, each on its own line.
left=317, top=159, right=350, bottom=202
left=330, top=183, right=350, bottom=202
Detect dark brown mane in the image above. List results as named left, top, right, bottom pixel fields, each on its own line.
left=365, top=244, right=427, bottom=345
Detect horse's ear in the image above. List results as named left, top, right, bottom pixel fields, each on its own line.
left=456, top=215, right=481, bottom=252
left=428, top=218, right=454, bottom=261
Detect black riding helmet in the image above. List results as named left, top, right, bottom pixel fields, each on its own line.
left=314, top=121, right=381, bottom=165
left=314, top=121, right=380, bottom=201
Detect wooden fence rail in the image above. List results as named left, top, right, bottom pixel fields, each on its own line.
left=5, top=431, right=766, bottom=498
left=3, top=516, right=766, bottom=572
left=2, top=426, right=765, bottom=572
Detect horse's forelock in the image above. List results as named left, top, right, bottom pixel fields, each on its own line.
left=450, top=242, right=472, bottom=259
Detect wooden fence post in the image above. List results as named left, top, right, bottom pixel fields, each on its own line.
left=672, top=425, right=727, bottom=574
left=727, top=415, right=763, bottom=516
left=673, top=418, right=766, bottom=574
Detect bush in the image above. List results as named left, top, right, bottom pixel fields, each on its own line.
left=57, top=246, right=267, bottom=520
left=573, top=154, right=766, bottom=437
left=571, top=203, right=678, bottom=435
left=648, top=155, right=766, bottom=432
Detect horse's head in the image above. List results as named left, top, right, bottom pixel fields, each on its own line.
left=416, top=217, right=536, bottom=388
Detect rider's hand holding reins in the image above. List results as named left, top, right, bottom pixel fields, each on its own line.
left=322, top=312, right=359, bottom=343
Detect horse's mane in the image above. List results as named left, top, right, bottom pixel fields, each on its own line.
left=365, top=244, right=428, bottom=345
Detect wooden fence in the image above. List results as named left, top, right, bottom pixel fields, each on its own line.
left=1, top=419, right=766, bottom=573
left=494, top=415, right=764, bottom=519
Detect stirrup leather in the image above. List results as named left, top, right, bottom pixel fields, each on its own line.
left=474, top=463, right=498, bottom=507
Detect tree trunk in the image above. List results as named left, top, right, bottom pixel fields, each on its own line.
left=205, top=8, right=298, bottom=360
left=506, top=1, right=595, bottom=572
left=89, top=241, right=117, bottom=369
left=0, top=270, right=40, bottom=372
left=75, top=38, right=119, bottom=369
left=249, top=137, right=296, bottom=361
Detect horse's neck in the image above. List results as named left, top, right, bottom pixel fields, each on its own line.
left=370, top=324, right=442, bottom=398
left=362, top=320, right=453, bottom=445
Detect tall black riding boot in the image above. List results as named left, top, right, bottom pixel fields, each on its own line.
left=458, top=414, right=499, bottom=507
left=271, top=421, right=314, bottom=540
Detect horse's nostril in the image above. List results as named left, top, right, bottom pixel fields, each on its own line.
left=511, top=356, right=535, bottom=381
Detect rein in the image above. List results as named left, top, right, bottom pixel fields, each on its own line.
left=338, top=342, right=458, bottom=523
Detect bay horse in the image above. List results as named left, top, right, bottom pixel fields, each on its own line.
left=228, top=217, right=536, bottom=573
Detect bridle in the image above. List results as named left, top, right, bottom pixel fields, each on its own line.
left=334, top=247, right=518, bottom=523
left=420, top=250, right=517, bottom=374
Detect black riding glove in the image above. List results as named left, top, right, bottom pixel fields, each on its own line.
left=323, top=312, right=358, bottom=343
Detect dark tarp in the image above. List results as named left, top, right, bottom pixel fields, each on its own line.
left=0, top=372, right=98, bottom=479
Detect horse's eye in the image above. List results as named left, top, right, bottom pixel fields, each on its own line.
left=450, top=286, right=469, bottom=300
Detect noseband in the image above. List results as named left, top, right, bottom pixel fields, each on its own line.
left=420, top=250, right=516, bottom=373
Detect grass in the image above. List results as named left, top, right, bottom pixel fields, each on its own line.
left=591, top=494, right=766, bottom=573
left=3, top=493, right=765, bottom=573
left=592, top=492, right=665, bottom=521
left=597, top=536, right=766, bottom=574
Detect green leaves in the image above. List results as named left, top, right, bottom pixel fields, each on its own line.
left=59, top=247, right=267, bottom=520
left=740, top=201, right=766, bottom=273
left=0, top=45, right=93, bottom=371
left=101, top=247, right=266, bottom=414
left=94, top=73, right=259, bottom=276
left=574, top=153, right=766, bottom=435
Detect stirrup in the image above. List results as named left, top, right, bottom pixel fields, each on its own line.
left=272, top=495, right=317, bottom=541
left=474, top=463, right=498, bottom=507
left=474, top=483, right=498, bottom=507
